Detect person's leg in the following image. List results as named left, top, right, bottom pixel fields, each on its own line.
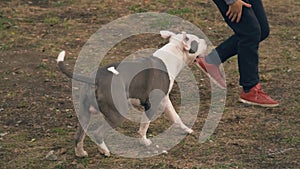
left=206, top=0, right=270, bottom=64
left=199, top=0, right=278, bottom=107
left=205, top=35, right=238, bottom=65
left=250, top=0, right=270, bottom=41
left=208, top=0, right=261, bottom=90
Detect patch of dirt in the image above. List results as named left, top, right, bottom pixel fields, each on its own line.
left=0, top=0, right=299, bottom=168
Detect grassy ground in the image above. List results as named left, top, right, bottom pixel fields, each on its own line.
left=0, top=0, right=299, bottom=168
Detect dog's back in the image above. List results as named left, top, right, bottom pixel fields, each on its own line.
left=94, top=56, right=170, bottom=125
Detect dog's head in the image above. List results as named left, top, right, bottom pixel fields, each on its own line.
left=160, top=30, right=207, bottom=65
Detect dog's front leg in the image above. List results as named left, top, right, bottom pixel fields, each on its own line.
left=164, top=97, right=193, bottom=134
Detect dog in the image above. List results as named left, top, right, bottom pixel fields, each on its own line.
left=57, top=30, right=207, bottom=157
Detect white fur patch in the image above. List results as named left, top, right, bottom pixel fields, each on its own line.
left=107, top=66, right=119, bottom=75
left=98, top=142, right=110, bottom=156
left=153, top=50, right=185, bottom=81
left=57, top=51, right=66, bottom=63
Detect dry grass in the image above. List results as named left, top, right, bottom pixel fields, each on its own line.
left=0, top=0, right=299, bottom=168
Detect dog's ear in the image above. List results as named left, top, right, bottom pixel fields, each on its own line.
left=182, top=32, right=191, bottom=51
left=160, top=30, right=176, bottom=39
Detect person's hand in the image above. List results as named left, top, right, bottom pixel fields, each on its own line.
left=226, top=0, right=252, bottom=23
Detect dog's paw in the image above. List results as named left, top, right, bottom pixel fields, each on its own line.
left=98, top=142, right=110, bottom=157
left=75, top=148, right=88, bottom=157
left=98, top=147, right=110, bottom=157
left=140, top=138, right=152, bottom=146
left=184, top=128, right=193, bottom=134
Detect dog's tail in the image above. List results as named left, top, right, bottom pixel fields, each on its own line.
left=57, top=51, right=94, bottom=85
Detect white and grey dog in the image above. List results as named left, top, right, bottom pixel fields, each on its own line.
left=57, top=30, right=207, bottom=157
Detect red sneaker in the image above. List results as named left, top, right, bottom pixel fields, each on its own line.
left=195, top=57, right=226, bottom=89
left=239, top=83, right=279, bottom=107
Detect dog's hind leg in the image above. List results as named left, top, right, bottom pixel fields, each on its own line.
left=75, top=124, right=88, bottom=157
left=75, top=108, right=92, bottom=157
left=74, top=92, right=94, bottom=157
left=138, top=90, right=167, bottom=146
left=138, top=96, right=160, bottom=146
left=93, top=122, right=111, bottom=157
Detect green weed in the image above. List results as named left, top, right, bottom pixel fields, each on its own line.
left=153, top=162, right=167, bottom=168
left=79, top=157, right=90, bottom=167
left=44, top=16, right=61, bottom=26
left=53, top=128, right=66, bottom=135
left=128, top=5, right=147, bottom=13
left=52, top=0, right=72, bottom=7
left=54, top=162, right=66, bottom=169
left=6, top=91, right=16, bottom=98
left=0, top=14, right=14, bottom=30
left=0, top=42, right=13, bottom=50
left=36, top=62, right=48, bottom=69
left=212, top=163, right=243, bottom=169
left=283, top=136, right=299, bottom=146
left=167, top=8, right=191, bottom=15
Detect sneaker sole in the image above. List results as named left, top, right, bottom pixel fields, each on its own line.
left=195, top=63, right=226, bottom=89
left=238, top=98, right=279, bottom=107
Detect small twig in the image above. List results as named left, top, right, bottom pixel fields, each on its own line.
left=268, top=148, right=294, bottom=156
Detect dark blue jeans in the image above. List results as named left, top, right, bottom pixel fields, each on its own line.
left=208, top=0, right=270, bottom=90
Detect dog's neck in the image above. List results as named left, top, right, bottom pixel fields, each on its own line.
left=153, top=44, right=186, bottom=81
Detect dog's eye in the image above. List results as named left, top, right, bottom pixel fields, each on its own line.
left=185, top=37, right=189, bottom=41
